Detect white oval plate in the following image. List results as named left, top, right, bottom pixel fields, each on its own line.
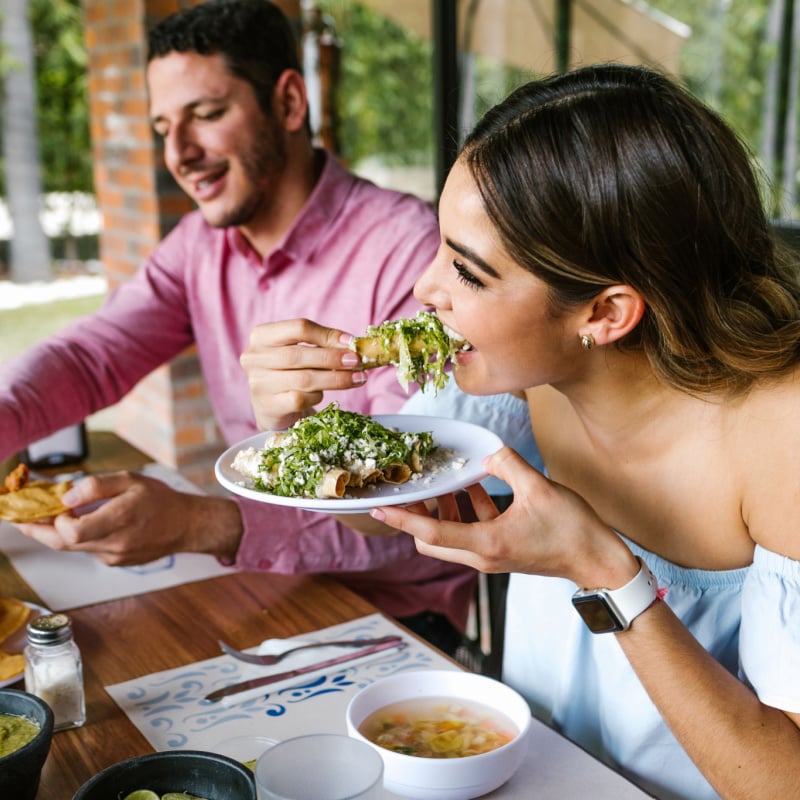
left=215, top=415, right=503, bottom=514
left=0, top=600, right=50, bottom=688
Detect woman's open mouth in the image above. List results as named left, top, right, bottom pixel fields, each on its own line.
left=441, top=322, right=474, bottom=356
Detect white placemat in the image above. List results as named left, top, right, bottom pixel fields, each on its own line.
left=105, top=613, right=457, bottom=753
left=105, top=614, right=652, bottom=799
left=0, top=463, right=232, bottom=610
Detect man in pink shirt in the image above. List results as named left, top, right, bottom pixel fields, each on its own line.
left=0, top=0, right=475, bottom=654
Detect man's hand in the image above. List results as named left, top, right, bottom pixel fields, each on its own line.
left=16, top=471, right=243, bottom=566
left=240, top=318, right=368, bottom=431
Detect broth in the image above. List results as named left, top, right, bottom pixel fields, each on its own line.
left=359, top=696, right=516, bottom=758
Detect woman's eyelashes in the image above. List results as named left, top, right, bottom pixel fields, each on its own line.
left=453, top=260, right=485, bottom=289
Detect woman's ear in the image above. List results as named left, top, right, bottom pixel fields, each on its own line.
left=582, top=285, right=645, bottom=347
left=273, top=69, right=308, bottom=133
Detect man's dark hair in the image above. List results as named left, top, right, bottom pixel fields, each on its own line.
left=147, top=0, right=301, bottom=116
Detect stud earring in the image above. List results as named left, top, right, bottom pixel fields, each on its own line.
left=580, top=333, right=595, bottom=351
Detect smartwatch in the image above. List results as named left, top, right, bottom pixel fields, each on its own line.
left=571, top=558, right=659, bottom=633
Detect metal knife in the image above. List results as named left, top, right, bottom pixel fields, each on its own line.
left=204, top=636, right=407, bottom=702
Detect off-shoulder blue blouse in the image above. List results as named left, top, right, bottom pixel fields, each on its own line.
left=503, top=539, right=800, bottom=800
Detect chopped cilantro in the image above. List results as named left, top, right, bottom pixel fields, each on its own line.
left=357, top=310, right=462, bottom=394
left=253, top=403, right=435, bottom=498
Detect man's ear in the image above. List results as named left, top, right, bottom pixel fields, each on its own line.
left=583, top=285, right=645, bottom=347
left=273, top=69, right=308, bottom=133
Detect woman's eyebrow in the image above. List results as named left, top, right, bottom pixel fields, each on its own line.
left=445, top=237, right=500, bottom=278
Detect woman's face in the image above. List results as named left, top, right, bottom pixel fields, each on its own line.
left=414, top=158, right=582, bottom=396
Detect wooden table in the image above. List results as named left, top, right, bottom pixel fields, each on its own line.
left=1, top=567, right=379, bottom=799
left=3, top=566, right=653, bottom=800
left=40, top=429, right=152, bottom=476
left=2, top=431, right=389, bottom=795
left=1, top=432, right=651, bottom=799
left=2, top=429, right=152, bottom=483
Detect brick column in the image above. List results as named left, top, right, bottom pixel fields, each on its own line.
left=82, top=0, right=300, bottom=491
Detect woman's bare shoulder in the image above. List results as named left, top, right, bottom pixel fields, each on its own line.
left=736, top=370, right=800, bottom=559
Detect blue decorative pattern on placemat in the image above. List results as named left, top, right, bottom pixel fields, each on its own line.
left=105, top=613, right=458, bottom=752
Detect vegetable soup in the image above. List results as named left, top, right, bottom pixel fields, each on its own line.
left=358, top=696, right=517, bottom=758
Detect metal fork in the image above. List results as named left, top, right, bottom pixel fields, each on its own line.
left=217, top=634, right=404, bottom=666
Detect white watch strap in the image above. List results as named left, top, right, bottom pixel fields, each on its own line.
left=607, top=558, right=659, bottom=625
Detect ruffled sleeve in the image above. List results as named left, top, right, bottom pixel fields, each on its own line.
left=739, top=545, right=800, bottom=713
left=400, top=381, right=542, bottom=496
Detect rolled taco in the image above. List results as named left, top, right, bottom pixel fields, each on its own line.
left=230, top=402, right=436, bottom=500
left=351, top=310, right=469, bottom=393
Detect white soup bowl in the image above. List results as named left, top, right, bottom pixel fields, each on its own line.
left=346, top=669, right=531, bottom=800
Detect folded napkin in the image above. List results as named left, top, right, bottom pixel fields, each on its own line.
left=216, top=636, right=406, bottom=708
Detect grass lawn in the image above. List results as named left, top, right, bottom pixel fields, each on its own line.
left=0, top=295, right=105, bottom=365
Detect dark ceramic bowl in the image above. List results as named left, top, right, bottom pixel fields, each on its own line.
left=0, top=688, right=55, bottom=800
left=72, top=749, right=257, bottom=800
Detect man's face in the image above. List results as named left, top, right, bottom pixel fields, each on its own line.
left=147, top=51, right=286, bottom=228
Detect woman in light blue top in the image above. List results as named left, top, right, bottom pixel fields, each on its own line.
left=400, top=380, right=542, bottom=499
left=368, top=65, right=800, bottom=799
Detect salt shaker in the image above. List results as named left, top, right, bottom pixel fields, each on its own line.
left=24, top=613, right=86, bottom=731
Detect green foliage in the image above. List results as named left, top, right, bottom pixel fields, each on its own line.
left=650, top=0, right=796, bottom=214
left=653, top=0, right=771, bottom=144
left=0, top=0, right=92, bottom=196
left=0, top=0, right=792, bottom=212
left=31, top=0, right=92, bottom=194
left=318, top=2, right=434, bottom=166
left=314, top=2, right=531, bottom=167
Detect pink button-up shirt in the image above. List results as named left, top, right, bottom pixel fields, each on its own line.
left=0, top=152, right=476, bottom=629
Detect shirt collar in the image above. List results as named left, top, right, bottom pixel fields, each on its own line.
left=224, top=149, right=355, bottom=267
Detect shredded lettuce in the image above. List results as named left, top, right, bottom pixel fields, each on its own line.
left=254, top=403, right=435, bottom=498
left=358, top=310, right=461, bottom=394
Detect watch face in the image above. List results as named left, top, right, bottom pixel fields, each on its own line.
left=571, top=594, right=625, bottom=633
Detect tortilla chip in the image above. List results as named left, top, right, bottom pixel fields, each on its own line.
left=0, top=597, right=31, bottom=644
left=0, top=651, right=25, bottom=682
left=0, top=481, right=72, bottom=523
left=4, top=463, right=30, bottom=493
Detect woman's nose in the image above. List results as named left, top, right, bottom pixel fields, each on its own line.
left=413, top=251, right=449, bottom=308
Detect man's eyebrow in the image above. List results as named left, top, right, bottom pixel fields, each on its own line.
left=445, top=236, right=500, bottom=279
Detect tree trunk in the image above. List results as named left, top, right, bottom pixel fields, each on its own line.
left=782, top=0, right=799, bottom=212
left=1, top=0, right=51, bottom=282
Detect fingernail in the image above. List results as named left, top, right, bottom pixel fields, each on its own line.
left=370, top=507, right=386, bottom=521
left=62, top=489, right=80, bottom=505
left=352, top=371, right=368, bottom=385
left=340, top=333, right=354, bottom=346
left=341, top=352, right=360, bottom=367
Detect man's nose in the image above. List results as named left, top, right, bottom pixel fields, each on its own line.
left=164, top=126, right=202, bottom=173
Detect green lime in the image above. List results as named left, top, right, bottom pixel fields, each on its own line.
left=121, top=792, right=159, bottom=800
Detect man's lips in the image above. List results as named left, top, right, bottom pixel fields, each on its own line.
left=182, top=164, right=227, bottom=200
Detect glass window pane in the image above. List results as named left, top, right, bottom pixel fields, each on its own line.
left=310, top=1, right=798, bottom=221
